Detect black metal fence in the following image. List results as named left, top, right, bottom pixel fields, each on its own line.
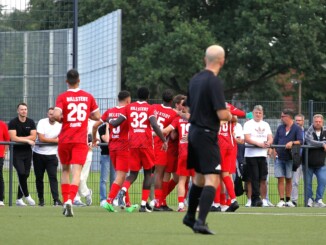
left=1, top=140, right=324, bottom=207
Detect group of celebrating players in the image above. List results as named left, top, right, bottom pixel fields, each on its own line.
left=91, top=88, right=244, bottom=213
left=54, top=68, right=243, bottom=217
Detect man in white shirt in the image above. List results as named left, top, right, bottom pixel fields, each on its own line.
left=243, top=105, right=273, bottom=207
left=33, top=107, right=62, bottom=206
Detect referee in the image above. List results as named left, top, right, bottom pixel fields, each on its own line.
left=183, top=45, right=232, bottom=235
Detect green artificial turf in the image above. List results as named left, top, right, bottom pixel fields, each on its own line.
left=1, top=206, right=326, bottom=245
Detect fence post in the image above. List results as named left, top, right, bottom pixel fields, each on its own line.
left=303, top=147, right=309, bottom=207
left=8, top=143, right=14, bottom=207
left=73, top=0, right=78, bottom=69
left=308, top=100, right=313, bottom=126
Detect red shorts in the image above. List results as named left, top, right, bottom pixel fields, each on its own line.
left=220, top=148, right=236, bottom=173
left=177, top=154, right=194, bottom=177
left=154, top=149, right=167, bottom=166
left=166, top=150, right=178, bottom=173
left=110, top=150, right=129, bottom=172
left=129, top=148, right=154, bottom=171
left=58, top=143, right=88, bottom=165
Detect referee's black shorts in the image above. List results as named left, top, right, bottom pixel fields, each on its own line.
left=187, top=124, right=221, bottom=175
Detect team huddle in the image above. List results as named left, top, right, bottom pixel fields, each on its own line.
left=55, top=45, right=238, bottom=235
left=56, top=71, right=245, bottom=216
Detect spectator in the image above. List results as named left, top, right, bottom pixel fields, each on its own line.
left=243, top=105, right=273, bottom=207
left=8, top=102, right=37, bottom=206
left=242, top=111, right=253, bottom=206
left=54, top=69, right=100, bottom=217
left=304, top=114, right=326, bottom=207
left=97, top=123, right=115, bottom=207
left=0, top=120, right=10, bottom=206
left=273, top=109, right=303, bottom=208
left=33, top=107, right=62, bottom=206
left=291, top=114, right=305, bottom=206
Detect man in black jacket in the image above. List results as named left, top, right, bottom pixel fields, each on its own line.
left=8, top=102, right=36, bottom=206
left=304, top=114, right=326, bottom=208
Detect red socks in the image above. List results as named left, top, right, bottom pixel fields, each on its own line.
left=69, top=184, right=79, bottom=202
left=125, top=191, right=131, bottom=205
left=220, top=193, right=227, bottom=205
left=108, top=183, right=121, bottom=203
left=141, top=189, right=150, bottom=203
left=61, top=184, right=78, bottom=202
left=61, top=184, right=70, bottom=202
left=122, top=180, right=131, bottom=190
left=214, top=184, right=221, bottom=203
left=154, top=189, right=162, bottom=206
left=178, top=196, right=185, bottom=203
left=222, top=175, right=236, bottom=200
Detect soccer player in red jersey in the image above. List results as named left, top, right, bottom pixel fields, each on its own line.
left=92, top=91, right=133, bottom=212
left=160, top=94, right=187, bottom=209
left=54, top=69, right=100, bottom=217
left=0, top=120, right=10, bottom=206
left=213, top=103, right=245, bottom=212
left=109, top=87, right=167, bottom=212
left=151, top=89, right=178, bottom=211
left=163, top=103, right=194, bottom=212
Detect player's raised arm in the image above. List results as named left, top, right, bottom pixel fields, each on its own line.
left=107, top=114, right=126, bottom=127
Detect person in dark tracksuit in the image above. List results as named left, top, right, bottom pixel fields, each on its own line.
left=8, top=102, right=37, bottom=206
left=304, top=114, right=326, bottom=207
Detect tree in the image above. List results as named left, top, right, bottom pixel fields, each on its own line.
left=123, top=0, right=326, bottom=99
left=3, top=0, right=326, bottom=100
left=168, top=0, right=326, bottom=100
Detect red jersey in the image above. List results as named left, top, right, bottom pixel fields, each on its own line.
left=0, top=121, right=10, bottom=157
left=123, top=101, right=155, bottom=149
left=152, top=104, right=177, bottom=149
left=218, top=122, right=235, bottom=150
left=227, top=103, right=246, bottom=117
left=101, top=106, right=129, bottom=151
left=170, top=116, right=189, bottom=157
left=218, top=103, right=245, bottom=149
left=55, top=88, right=99, bottom=144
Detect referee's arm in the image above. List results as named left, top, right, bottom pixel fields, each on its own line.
left=217, top=109, right=232, bottom=121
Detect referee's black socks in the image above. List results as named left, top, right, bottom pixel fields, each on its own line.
left=198, top=185, right=216, bottom=223
left=187, top=184, right=203, bottom=218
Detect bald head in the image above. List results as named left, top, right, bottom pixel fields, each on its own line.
left=205, top=45, right=225, bottom=64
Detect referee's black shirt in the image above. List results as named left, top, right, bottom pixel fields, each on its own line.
left=187, top=70, right=226, bottom=132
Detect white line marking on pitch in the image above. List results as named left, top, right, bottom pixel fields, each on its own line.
left=233, top=212, right=326, bottom=217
